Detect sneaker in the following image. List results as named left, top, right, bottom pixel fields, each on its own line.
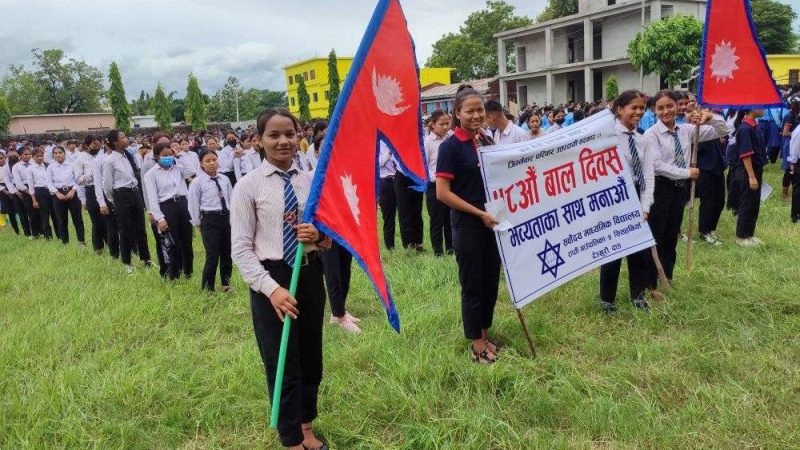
left=701, top=233, right=722, bottom=246
left=125, top=265, right=135, bottom=275
left=330, top=315, right=362, bottom=334
left=632, top=298, right=649, bottom=311
left=343, top=311, right=361, bottom=323
left=736, top=238, right=756, bottom=247
left=600, top=301, right=617, bottom=313
left=750, top=237, right=764, bottom=245
left=28, top=236, right=34, bottom=241
left=220, top=285, right=233, bottom=293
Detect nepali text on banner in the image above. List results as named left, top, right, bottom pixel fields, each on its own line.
left=479, top=110, right=656, bottom=309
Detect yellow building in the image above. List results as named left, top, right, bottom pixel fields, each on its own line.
left=284, top=56, right=452, bottom=119
left=767, top=54, right=800, bottom=87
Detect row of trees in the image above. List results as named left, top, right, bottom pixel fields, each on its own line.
left=427, top=0, right=799, bottom=84
left=0, top=48, right=289, bottom=136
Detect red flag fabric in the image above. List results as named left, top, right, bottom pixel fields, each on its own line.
left=303, top=0, right=427, bottom=331
left=698, top=0, right=783, bottom=108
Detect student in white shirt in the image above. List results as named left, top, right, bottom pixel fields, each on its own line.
left=234, top=133, right=261, bottom=181
left=423, top=110, right=453, bottom=256
left=0, top=152, right=21, bottom=235
left=188, top=150, right=233, bottom=292
left=29, top=147, right=56, bottom=240
left=528, top=113, right=547, bottom=139
left=177, top=138, right=200, bottom=184
left=47, top=146, right=85, bottom=245
left=378, top=140, right=397, bottom=249
left=218, top=132, right=238, bottom=186
left=485, top=100, right=530, bottom=145
left=11, top=147, right=40, bottom=237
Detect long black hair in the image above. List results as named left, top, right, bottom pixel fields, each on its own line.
left=451, top=84, right=482, bottom=128
left=611, top=89, right=645, bottom=116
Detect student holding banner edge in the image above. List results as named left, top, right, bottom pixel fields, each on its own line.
left=599, top=90, right=656, bottom=313
left=436, top=85, right=502, bottom=365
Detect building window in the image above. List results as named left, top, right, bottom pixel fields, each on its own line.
left=516, top=46, right=526, bottom=72
left=325, top=91, right=329, bottom=99
left=303, top=72, right=309, bottom=81
left=608, top=0, right=616, bottom=4
left=310, top=70, right=316, bottom=80
left=790, top=69, right=799, bottom=85
left=288, top=77, right=293, bottom=85
left=568, top=37, right=576, bottom=64
left=295, top=74, right=302, bottom=84
left=593, top=22, right=603, bottom=60
left=313, top=93, right=319, bottom=102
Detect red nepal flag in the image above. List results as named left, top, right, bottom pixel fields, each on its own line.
left=302, top=0, right=428, bottom=331
left=698, top=0, right=783, bottom=108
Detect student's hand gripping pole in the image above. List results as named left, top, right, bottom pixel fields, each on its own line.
left=269, top=243, right=305, bottom=429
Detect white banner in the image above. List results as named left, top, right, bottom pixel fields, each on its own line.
left=479, top=110, right=655, bottom=309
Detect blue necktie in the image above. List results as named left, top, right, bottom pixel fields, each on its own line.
left=626, top=131, right=644, bottom=190
left=278, top=170, right=299, bottom=265
left=669, top=130, right=687, bottom=169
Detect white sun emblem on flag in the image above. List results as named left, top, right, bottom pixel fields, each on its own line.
left=372, top=67, right=410, bottom=116
left=710, top=40, right=740, bottom=83
left=341, top=174, right=361, bottom=225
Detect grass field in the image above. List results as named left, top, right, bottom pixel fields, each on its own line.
left=1, top=163, right=799, bottom=449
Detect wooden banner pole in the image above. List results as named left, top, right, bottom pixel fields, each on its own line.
left=515, top=308, right=537, bottom=358
left=686, top=122, right=701, bottom=270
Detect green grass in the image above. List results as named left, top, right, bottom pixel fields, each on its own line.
left=1, top=164, right=799, bottom=449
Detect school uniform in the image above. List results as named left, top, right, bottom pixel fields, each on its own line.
left=423, top=133, right=452, bottom=256
left=188, top=172, right=232, bottom=290
left=176, top=150, right=201, bottom=181
left=599, top=122, right=656, bottom=309
left=47, top=160, right=85, bottom=245
left=75, top=151, right=106, bottom=251
left=12, top=161, right=39, bottom=237
left=394, top=164, right=425, bottom=250
left=732, top=117, right=767, bottom=238
left=491, top=121, right=531, bottom=145
left=144, top=165, right=193, bottom=279
left=789, top=120, right=800, bottom=222
left=378, top=143, right=398, bottom=249
left=234, top=149, right=261, bottom=181
left=643, top=117, right=729, bottom=280
left=436, top=127, right=501, bottom=340
left=230, top=159, right=326, bottom=448
left=218, top=145, right=237, bottom=186
left=103, top=150, right=151, bottom=266
left=0, top=164, right=20, bottom=234
left=696, top=125, right=728, bottom=238
left=92, top=151, right=120, bottom=257
left=2, top=162, right=26, bottom=235
left=28, top=161, right=56, bottom=240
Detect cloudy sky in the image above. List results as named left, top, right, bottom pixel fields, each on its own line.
left=0, top=0, right=548, bottom=99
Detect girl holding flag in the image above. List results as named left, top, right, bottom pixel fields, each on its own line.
left=231, top=108, right=330, bottom=450
left=436, top=85, right=501, bottom=364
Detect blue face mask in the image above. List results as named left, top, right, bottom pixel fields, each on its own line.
left=159, top=156, right=176, bottom=168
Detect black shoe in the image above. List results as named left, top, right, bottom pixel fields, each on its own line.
left=792, top=217, right=798, bottom=224
left=600, top=301, right=617, bottom=313
left=632, top=298, right=649, bottom=311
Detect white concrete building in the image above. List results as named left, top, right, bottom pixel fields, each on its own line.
left=495, top=0, right=707, bottom=106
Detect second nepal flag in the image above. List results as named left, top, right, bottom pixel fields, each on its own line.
left=303, top=0, right=428, bottom=332
left=698, top=0, right=783, bottom=108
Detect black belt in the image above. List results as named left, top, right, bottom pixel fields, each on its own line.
left=114, top=186, right=139, bottom=193
left=160, top=195, right=186, bottom=204
left=262, top=251, right=320, bottom=268
left=201, top=210, right=229, bottom=216
left=57, top=187, right=74, bottom=194
left=656, top=176, right=687, bottom=187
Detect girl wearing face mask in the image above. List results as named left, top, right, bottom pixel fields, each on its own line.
left=143, top=142, right=194, bottom=280
left=435, top=85, right=501, bottom=364
left=643, top=90, right=729, bottom=282
left=0, top=152, right=21, bottom=234
left=47, top=146, right=85, bottom=245
left=548, top=109, right=566, bottom=132
left=424, top=109, right=453, bottom=256
left=28, top=148, right=56, bottom=240
left=231, top=108, right=331, bottom=450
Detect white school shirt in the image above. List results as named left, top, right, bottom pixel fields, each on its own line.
left=143, top=166, right=188, bottom=223
left=2, top=163, right=16, bottom=194
left=492, top=121, right=531, bottom=145
left=218, top=145, right=236, bottom=173
left=102, top=151, right=139, bottom=203
left=234, top=149, right=260, bottom=180
left=788, top=124, right=800, bottom=164
left=643, top=118, right=731, bottom=181
left=43, top=145, right=55, bottom=164
left=379, top=142, right=396, bottom=179
left=92, top=152, right=108, bottom=207
left=177, top=150, right=200, bottom=178
left=0, top=164, right=7, bottom=193
left=12, top=162, right=32, bottom=193
left=187, top=172, right=232, bottom=226
left=615, top=121, right=655, bottom=214
left=27, top=162, right=49, bottom=192
left=46, top=161, right=77, bottom=194
left=423, top=133, right=448, bottom=182
left=74, top=151, right=95, bottom=186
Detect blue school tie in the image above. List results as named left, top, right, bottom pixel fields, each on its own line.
left=669, top=130, right=687, bottom=169
left=278, top=170, right=299, bottom=266
left=626, top=131, right=644, bottom=190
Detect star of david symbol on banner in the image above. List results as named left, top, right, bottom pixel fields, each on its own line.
left=537, top=239, right=565, bottom=278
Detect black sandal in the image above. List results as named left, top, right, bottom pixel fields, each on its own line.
left=301, top=426, right=328, bottom=450
left=485, top=338, right=502, bottom=353
left=471, top=346, right=497, bottom=364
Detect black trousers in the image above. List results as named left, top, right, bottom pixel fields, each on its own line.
left=200, top=212, right=232, bottom=290
left=320, top=241, right=352, bottom=318
left=734, top=165, right=764, bottom=238
left=697, top=170, right=726, bottom=235
left=10, top=194, right=31, bottom=236
left=726, top=168, right=741, bottom=212
left=34, top=187, right=55, bottom=240
left=151, top=222, right=167, bottom=277
left=85, top=186, right=108, bottom=251
left=104, top=201, right=120, bottom=259
left=378, top=176, right=397, bottom=250
left=600, top=249, right=653, bottom=303
left=394, top=172, right=424, bottom=248
left=52, top=193, right=85, bottom=244
left=1, top=192, right=20, bottom=234
left=792, top=171, right=800, bottom=221
left=426, top=182, right=452, bottom=255
left=114, top=189, right=151, bottom=265
left=783, top=169, right=793, bottom=189
left=452, top=209, right=501, bottom=340
left=160, top=198, right=194, bottom=279
left=250, top=257, right=325, bottom=447
left=649, top=177, right=688, bottom=280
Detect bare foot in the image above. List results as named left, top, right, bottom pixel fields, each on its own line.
left=302, top=424, right=324, bottom=449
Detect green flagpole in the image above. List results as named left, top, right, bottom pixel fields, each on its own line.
left=269, top=243, right=306, bottom=429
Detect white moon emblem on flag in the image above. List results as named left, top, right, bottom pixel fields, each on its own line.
left=341, top=174, right=361, bottom=225
left=710, top=40, right=740, bottom=83
left=372, top=67, right=410, bottom=116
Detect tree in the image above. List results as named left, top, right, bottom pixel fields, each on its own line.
left=152, top=84, right=172, bottom=130
left=107, top=62, right=131, bottom=133
left=239, top=89, right=287, bottom=120
left=327, top=49, right=341, bottom=118
left=751, top=0, right=798, bottom=54
left=1, top=66, right=43, bottom=115
left=605, top=75, right=619, bottom=100
left=184, top=73, right=207, bottom=131
left=297, top=76, right=311, bottom=122
left=426, top=1, right=532, bottom=81
left=130, top=90, right=151, bottom=116
left=536, top=0, right=578, bottom=22
left=30, top=48, right=104, bottom=113
left=0, top=96, right=11, bottom=137
left=207, top=76, right=244, bottom=122
left=628, top=14, right=704, bottom=87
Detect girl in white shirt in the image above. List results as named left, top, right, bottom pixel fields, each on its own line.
left=47, top=146, right=85, bottom=245
left=423, top=109, right=453, bottom=256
